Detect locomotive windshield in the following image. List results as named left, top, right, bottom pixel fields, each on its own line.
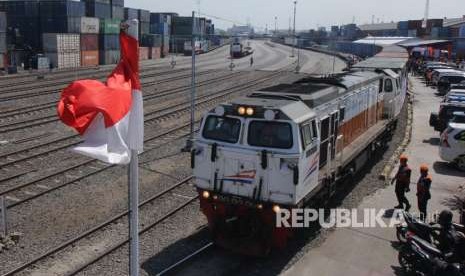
left=202, top=115, right=241, bottom=143
left=248, top=121, right=293, bottom=149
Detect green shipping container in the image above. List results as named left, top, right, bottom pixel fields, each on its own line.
left=100, top=18, right=121, bottom=34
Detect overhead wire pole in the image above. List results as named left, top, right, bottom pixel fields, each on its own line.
left=184, top=11, right=196, bottom=151
left=291, top=1, right=297, bottom=58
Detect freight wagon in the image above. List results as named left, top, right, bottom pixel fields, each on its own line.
left=192, top=45, right=408, bottom=255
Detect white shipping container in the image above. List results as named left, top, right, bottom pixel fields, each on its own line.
left=37, top=57, right=50, bottom=70
left=46, top=52, right=81, bottom=69
left=43, top=33, right=80, bottom=53
left=80, top=17, right=100, bottom=34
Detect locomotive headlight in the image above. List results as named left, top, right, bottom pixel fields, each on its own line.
left=202, top=190, right=210, bottom=199
left=257, top=204, right=263, bottom=209
left=272, top=204, right=281, bottom=213
left=238, top=106, right=246, bottom=115
left=246, top=107, right=254, bottom=116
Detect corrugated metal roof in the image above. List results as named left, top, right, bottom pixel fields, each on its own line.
left=443, top=17, right=465, bottom=27
left=353, top=57, right=407, bottom=70
left=398, top=39, right=450, bottom=47
left=354, top=36, right=411, bottom=46
left=358, top=23, right=398, bottom=31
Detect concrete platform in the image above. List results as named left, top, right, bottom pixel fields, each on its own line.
left=283, top=77, right=465, bottom=276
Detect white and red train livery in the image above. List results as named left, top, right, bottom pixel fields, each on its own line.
left=192, top=45, right=408, bottom=254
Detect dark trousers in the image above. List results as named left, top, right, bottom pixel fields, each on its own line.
left=418, top=198, right=429, bottom=221
left=395, top=186, right=410, bottom=208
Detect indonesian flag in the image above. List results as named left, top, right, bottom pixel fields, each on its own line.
left=57, top=20, right=143, bottom=164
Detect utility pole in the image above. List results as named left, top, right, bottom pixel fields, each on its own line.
left=291, top=1, right=297, bottom=58
left=423, top=0, right=430, bottom=28
left=274, top=16, right=278, bottom=36
left=183, top=11, right=196, bottom=152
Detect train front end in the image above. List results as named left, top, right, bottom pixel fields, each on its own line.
left=191, top=97, right=320, bottom=255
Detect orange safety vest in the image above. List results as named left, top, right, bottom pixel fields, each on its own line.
left=417, top=174, right=432, bottom=200
left=396, top=165, right=411, bottom=186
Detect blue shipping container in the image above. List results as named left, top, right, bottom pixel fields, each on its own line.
left=459, top=24, right=465, bottom=38
left=85, top=2, right=111, bottom=19
left=40, top=1, right=85, bottom=17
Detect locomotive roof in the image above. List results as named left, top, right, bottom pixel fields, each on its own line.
left=353, top=45, right=408, bottom=70
left=253, top=71, right=381, bottom=108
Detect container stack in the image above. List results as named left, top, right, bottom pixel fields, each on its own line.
left=140, top=33, right=162, bottom=59
left=40, top=0, right=85, bottom=33
left=99, top=18, right=120, bottom=64
left=124, top=7, right=138, bottom=20
left=150, top=13, right=172, bottom=57
left=110, top=0, right=124, bottom=20
left=0, top=12, right=6, bottom=68
left=84, top=0, right=111, bottom=19
left=0, top=0, right=41, bottom=52
left=397, top=21, right=408, bottom=37
left=137, top=9, right=150, bottom=60
left=138, top=9, right=150, bottom=39
left=80, top=17, right=99, bottom=66
left=171, top=16, right=197, bottom=53
left=43, top=33, right=80, bottom=68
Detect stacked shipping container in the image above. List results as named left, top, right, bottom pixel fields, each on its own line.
left=43, top=33, right=80, bottom=68
left=99, top=18, right=120, bottom=64
left=80, top=17, right=99, bottom=66
left=150, top=13, right=172, bottom=56
left=83, top=0, right=111, bottom=19
left=110, top=0, right=124, bottom=20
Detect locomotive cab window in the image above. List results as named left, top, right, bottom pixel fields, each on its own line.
left=248, top=121, right=293, bottom=149
left=378, top=79, right=383, bottom=93
left=202, top=115, right=241, bottom=143
left=384, top=79, right=393, bottom=92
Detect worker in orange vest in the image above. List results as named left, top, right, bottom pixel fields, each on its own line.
left=417, top=164, right=432, bottom=221
left=391, top=155, right=412, bottom=211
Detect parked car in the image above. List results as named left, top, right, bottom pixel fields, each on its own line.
left=439, top=112, right=465, bottom=170
left=430, top=68, right=461, bottom=86
left=430, top=102, right=465, bottom=132
left=444, top=90, right=465, bottom=103
left=437, top=73, right=465, bottom=95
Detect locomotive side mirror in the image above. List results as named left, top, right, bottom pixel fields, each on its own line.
left=293, top=166, right=299, bottom=185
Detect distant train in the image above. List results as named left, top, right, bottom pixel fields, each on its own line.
left=230, top=37, right=254, bottom=58
left=191, top=45, right=409, bottom=255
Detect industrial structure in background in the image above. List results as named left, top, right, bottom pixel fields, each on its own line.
left=0, top=0, right=224, bottom=71
left=275, top=14, right=465, bottom=60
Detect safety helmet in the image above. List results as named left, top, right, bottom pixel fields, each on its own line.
left=437, top=210, right=453, bottom=227
left=420, top=164, right=429, bottom=172
left=399, top=154, right=408, bottom=162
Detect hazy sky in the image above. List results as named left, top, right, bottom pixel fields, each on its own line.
left=130, top=0, right=464, bottom=31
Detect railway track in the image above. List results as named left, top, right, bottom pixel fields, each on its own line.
left=0, top=71, right=248, bottom=169
left=0, top=45, right=230, bottom=101
left=0, top=66, right=188, bottom=102
left=0, top=177, right=198, bottom=276
left=156, top=242, right=214, bottom=276
left=0, top=67, right=290, bottom=206
left=0, top=121, right=196, bottom=208
left=0, top=69, right=237, bottom=132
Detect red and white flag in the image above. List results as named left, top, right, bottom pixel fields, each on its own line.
left=57, top=21, right=143, bottom=164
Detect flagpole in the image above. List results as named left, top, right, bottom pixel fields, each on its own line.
left=126, top=19, right=140, bottom=276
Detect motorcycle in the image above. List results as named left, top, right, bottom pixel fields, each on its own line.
left=398, top=234, right=465, bottom=276
left=396, top=211, right=465, bottom=244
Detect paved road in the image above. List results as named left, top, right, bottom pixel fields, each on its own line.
left=283, top=77, right=465, bottom=276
